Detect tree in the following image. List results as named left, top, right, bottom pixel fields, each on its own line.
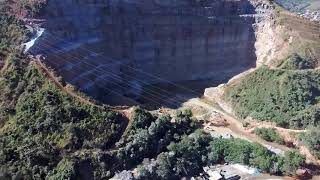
left=47, top=158, right=77, bottom=180
left=173, top=109, right=196, bottom=136
left=136, top=159, right=157, bottom=179
left=254, top=128, right=285, bottom=145
left=299, top=126, right=320, bottom=158
left=155, top=153, right=175, bottom=179
left=280, top=151, right=305, bottom=176
left=167, top=130, right=212, bottom=176
left=208, top=138, right=278, bottom=173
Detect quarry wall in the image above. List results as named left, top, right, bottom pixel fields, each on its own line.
left=30, top=0, right=320, bottom=104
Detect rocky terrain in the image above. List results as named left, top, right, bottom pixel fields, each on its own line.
left=17, top=0, right=279, bottom=105
left=297, top=10, right=320, bottom=22
left=26, top=0, right=320, bottom=107
left=1, top=0, right=318, bottom=109
left=275, top=0, right=320, bottom=21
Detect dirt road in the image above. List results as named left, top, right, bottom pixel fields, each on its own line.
left=184, top=97, right=320, bottom=167
left=185, top=99, right=320, bottom=180
left=184, top=98, right=291, bottom=153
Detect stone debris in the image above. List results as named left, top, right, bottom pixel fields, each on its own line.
left=298, top=10, right=320, bottom=22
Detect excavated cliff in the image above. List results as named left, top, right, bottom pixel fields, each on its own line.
left=29, top=0, right=320, bottom=107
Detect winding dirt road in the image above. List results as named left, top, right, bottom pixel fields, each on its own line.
left=183, top=97, right=320, bottom=166
left=184, top=98, right=291, bottom=153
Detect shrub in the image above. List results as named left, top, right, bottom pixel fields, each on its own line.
left=280, top=54, right=316, bottom=70
left=254, top=128, right=285, bottom=145
left=279, top=151, right=305, bottom=176
left=208, top=138, right=276, bottom=171
left=47, top=158, right=77, bottom=180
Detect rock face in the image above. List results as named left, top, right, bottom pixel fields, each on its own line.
left=30, top=0, right=319, bottom=106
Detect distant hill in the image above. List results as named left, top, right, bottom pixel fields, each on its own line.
left=275, top=0, right=320, bottom=12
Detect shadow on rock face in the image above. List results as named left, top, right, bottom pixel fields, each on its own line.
left=32, top=0, right=260, bottom=109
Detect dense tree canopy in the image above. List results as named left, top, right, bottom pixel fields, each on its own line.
left=136, top=131, right=304, bottom=179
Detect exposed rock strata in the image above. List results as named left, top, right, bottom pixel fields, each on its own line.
left=29, top=0, right=320, bottom=106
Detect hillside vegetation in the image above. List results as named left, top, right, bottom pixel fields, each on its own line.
left=0, top=56, right=304, bottom=178
left=0, top=53, right=306, bottom=179
left=0, top=9, right=29, bottom=59
left=300, top=126, right=320, bottom=159
left=0, top=54, right=128, bottom=178
left=224, top=56, right=320, bottom=129
left=0, top=1, right=308, bottom=179
left=279, top=53, right=317, bottom=70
